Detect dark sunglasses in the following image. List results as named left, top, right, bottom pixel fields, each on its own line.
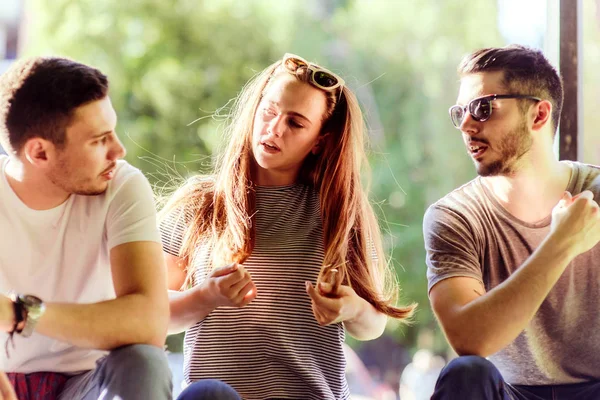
left=282, top=53, right=345, bottom=91
left=449, top=94, right=542, bottom=129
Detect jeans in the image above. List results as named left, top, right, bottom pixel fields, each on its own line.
left=58, top=344, right=173, bottom=400
left=177, top=379, right=241, bottom=400
left=431, top=355, right=600, bottom=400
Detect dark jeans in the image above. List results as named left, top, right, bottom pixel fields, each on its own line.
left=177, top=379, right=241, bottom=400
left=431, top=356, right=600, bottom=400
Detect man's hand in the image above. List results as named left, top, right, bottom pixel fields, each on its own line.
left=0, top=372, right=16, bottom=400
left=551, top=190, right=600, bottom=257
left=0, top=296, right=13, bottom=333
left=305, top=281, right=367, bottom=326
left=201, top=264, right=257, bottom=309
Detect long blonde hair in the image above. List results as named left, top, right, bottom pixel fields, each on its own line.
left=160, top=57, right=415, bottom=320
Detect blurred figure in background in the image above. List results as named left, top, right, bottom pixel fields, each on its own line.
left=399, top=349, right=444, bottom=400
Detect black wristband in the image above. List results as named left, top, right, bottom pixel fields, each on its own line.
left=5, top=294, right=27, bottom=358
left=11, top=298, right=25, bottom=334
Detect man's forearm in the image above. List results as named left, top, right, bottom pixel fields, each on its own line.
left=443, top=234, right=574, bottom=356
left=35, top=293, right=169, bottom=349
left=0, top=296, right=13, bottom=332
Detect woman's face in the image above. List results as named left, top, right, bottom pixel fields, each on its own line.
left=251, top=73, right=328, bottom=186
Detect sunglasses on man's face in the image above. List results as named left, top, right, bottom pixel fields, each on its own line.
left=449, top=94, right=542, bottom=129
left=282, top=53, right=345, bottom=91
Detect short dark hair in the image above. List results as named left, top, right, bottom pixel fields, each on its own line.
left=0, top=56, right=109, bottom=154
left=458, top=44, right=563, bottom=134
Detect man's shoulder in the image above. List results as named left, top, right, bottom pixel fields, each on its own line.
left=568, top=161, right=600, bottom=197
left=105, top=161, right=150, bottom=198
left=570, top=161, right=600, bottom=175
left=72, top=161, right=151, bottom=210
left=426, top=177, right=482, bottom=216
left=423, top=178, right=486, bottom=238
left=111, top=160, right=144, bottom=185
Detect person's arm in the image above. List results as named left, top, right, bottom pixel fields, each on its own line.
left=166, top=253, right=257, bottom=334
left=431, top=236, right=572, bottom=357
left=36, top=241, right=168, bottom=349
left=0, top=371, right=17, bottom=400
left=0, top=297, right=13, bottom=333
left=166, top=251, right=213, bottom=334
left=430, top=191, right=600, bottom=357
left=4, top=169, right=171, bottom=349
left=0, top=242, right=169, bottom=349
left=305, top=281, right=387, bottom=341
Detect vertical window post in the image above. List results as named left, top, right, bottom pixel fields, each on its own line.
left=559, top=0, right=582, bottom=161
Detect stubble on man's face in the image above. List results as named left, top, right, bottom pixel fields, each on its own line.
left=476, top=117, right=532, bottom=177
left=46, top=148, right=109, bottom=196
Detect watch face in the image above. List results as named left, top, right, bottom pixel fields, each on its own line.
left=20, top=295, right=43, bottom=308
left=16, top=294, right=45, bottom=338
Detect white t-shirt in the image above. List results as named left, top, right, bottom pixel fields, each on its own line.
left=0, top=155, right=161, bottom=374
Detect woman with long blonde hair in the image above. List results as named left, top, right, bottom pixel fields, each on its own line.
left=160, top=53, right=415, bottom=400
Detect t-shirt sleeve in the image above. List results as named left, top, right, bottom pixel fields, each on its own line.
left=159, top=205, right=192, bottom=257
left=423, top=203, right=483, bottom=294
left=106, top=169, right=161, bottom=250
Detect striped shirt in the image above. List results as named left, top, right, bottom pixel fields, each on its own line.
left=161, top=183, right=349, bottom=400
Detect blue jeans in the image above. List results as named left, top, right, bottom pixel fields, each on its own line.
left=431, top=356, right=600, bottom=400
left=177, top=379, right=241, bottom=400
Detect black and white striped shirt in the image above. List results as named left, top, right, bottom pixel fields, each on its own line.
left=161, top=183, right=350, bottom=400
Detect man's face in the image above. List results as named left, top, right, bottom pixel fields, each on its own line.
left=455, top=72, right=533, bottom=177
left=46, top=96, right=126, bottom=195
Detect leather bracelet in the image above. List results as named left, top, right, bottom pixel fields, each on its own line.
left=11, top=299, right=25, bottom=334
left=5, top=295, right=26, bottom=358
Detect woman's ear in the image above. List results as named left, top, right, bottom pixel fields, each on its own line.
left=311, top=132, right=330, bottom=155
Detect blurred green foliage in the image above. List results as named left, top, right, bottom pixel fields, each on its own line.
left=23, top=0, right=508, bottom=356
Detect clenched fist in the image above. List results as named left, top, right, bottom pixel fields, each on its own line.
left=551, top=190, right=600, bottom=257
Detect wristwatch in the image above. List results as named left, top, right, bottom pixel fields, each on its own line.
left=10, top=293, right=45, bottom=337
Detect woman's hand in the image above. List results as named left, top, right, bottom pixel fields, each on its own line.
left=305, top=281, right=367, bottom=326
left=0, top=372, right=16, bottom=400
left=202, top=263, right=257, bottom=309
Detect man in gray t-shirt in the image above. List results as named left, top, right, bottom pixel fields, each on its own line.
left=425, top=45, right=600, bottom=400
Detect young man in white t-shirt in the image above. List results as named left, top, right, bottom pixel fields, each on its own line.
left=0, top=57, right=172, bottom=399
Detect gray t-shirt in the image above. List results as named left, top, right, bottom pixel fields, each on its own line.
left=424, top=161, right=600, bottom=386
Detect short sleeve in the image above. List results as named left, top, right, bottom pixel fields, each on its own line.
left=159, top=205, right=192, bottom=257
left=423, top=204, right=483, bottom=294
left=158, top=175, right=212, bottom=260
left=106, top=168, right=161, bottom=249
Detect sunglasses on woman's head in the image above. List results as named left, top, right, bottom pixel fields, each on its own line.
left=282, top=53, right=345, bottom=91
left=449, top=94, right=542, bottom=129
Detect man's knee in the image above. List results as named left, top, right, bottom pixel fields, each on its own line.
left=441, top=355, right=500, bottom=384
left=178, top=379, right=241, bottom=400
left=104, top=344, right=171, bottom=379
left=432, top=356, right=505, bottom=400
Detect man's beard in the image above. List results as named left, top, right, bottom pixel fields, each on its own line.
left=46, top=157, right=107, bottom=196
left=476, top=119, right=532, bottom=177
